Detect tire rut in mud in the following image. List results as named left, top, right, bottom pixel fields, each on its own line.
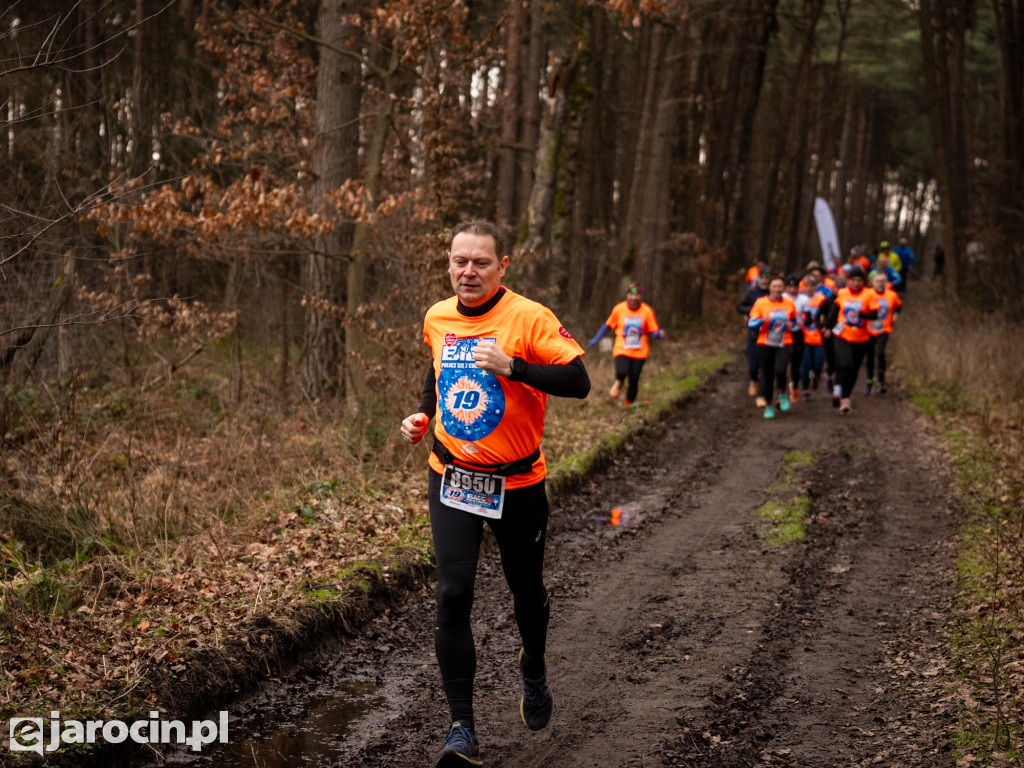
left=664, top=426, right=957, bottom=767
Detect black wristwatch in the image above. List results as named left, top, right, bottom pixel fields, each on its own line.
left=508, top=356, right=528, bottom=381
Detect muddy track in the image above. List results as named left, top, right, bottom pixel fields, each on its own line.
left=149, top=360, right=959, bottom=767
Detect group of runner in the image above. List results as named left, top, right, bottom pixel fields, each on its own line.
left=736, top=242, right=906, bottom=418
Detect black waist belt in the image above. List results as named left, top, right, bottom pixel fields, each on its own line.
left=432, top=440, right=540, bottom=477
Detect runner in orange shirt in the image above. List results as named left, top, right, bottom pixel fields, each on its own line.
left=401, top=220, right=590, bottom=766
left=747, top=275, right=797, bottom=419
left=588, top=283, right=666, bottom=407
left=824, top=267, right=880, bottom=414
left=865, top=271, right=901, bottom=394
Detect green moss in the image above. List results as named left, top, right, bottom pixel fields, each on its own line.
left=758, top=497, right=811, bottom=546
left=335, top=561, right=384, bottom=593
left=679, top=375, right=699, bottom=391
left=784, top=450, right=814, bottom=468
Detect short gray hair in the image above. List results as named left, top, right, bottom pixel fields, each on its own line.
left=450, top=220, right=507, bottom=260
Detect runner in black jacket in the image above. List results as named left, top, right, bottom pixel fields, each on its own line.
left=736, top=271, right=770, bottom=397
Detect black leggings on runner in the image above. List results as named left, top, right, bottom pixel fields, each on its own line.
left=757, top=345, right=791, bottom=402
left=614, top=355, right=647, bottom=402
left=429, top=469, right=550, bottom=728
left=789, top=334, right=804, bottom=391
left=834, top=338, right=870, bottom=398
left=824, top=336, right=836, bottom=381
left=865, top=332, right=890, bottom=384
left=745, top=332, right=759, bottom=384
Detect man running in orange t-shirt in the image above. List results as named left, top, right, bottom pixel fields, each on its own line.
left=401, top=220, right=590, bottom=767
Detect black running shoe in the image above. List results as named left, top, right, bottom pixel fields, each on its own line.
left=519, top=649, right=553, bottom=731
left=436, top=722, right=482, bottom=767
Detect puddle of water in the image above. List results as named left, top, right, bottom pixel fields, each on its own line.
left=138, top=679, right=382, bottom=766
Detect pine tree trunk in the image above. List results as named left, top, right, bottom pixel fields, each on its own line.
left=304, top=0, right=362, bottom=399
left=918, top=0, right=970, bottom=296
left=635, top=23, right=689, bottom=308
left=495, top=0, right=526, bottom=232
left=346, top=45, right=399, bottom=413
left=516, top=0, right=546, bottom=238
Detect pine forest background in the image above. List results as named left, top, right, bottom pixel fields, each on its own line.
left=4, top=0, right=1024, bottom=402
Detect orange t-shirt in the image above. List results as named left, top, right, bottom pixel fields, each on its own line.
left=423, top=289, right=584, bottom=489
left=606, top=301, right=661, bottom=360
left=801, top=293, right=828, bottom=346
left=868, top=287, right=901, bottom=335
left=832, top=287, right=880, bottom=344
left=748, top=295, right=796, bottom=346
left=745, top=266, right=760, bottom=286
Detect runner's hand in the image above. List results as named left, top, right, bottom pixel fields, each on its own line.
left=473, top=340, right=514, bottom=377
left=401, top=413, right=430, bottom=444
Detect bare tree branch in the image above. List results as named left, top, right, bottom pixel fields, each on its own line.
left=0, top=0, right=177, bottom=79
left=0, top=298, right=162, bottom=341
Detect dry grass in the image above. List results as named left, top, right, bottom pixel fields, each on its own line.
left=893, top=279, right=1024, bottom=761
left=895, top=282, right=1024, bottom=462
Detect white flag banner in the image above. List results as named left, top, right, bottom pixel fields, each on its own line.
left=813, top=197, right=841, bottom=271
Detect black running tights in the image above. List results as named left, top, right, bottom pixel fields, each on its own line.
left=865, top=332, right=889, bottom=383
left=429, top=469, right=550, bottom=729
left=834, top=338, right=870, bottom=398
left=614, top=355, right=647, bottom=402
left=757, top=345, right=791, bottom=402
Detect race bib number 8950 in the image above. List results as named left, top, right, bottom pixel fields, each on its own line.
left=440, top=466, right=506, bottom=519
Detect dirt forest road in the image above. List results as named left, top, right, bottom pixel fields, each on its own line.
left=168, top=360, right=960, bottom=768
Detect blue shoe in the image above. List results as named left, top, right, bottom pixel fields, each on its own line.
left=519, top=649, right=553, bottom=731
left=436, top=722, right=482, bottom=767
left=764, top=405, right=776, bottom=420
left=865, top=379, right=874, bottom=395
left=778, top=393, right=791, bottom=412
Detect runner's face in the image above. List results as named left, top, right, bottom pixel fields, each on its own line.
left=768, top=278, right=784, bottom=300
left=448, top=233, right=508, bottom=307
left=873, top=274, right=886, bottom=292
left=626, top=293, right=642, bottom=310
left=848, top=276, right=864, bottom=292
